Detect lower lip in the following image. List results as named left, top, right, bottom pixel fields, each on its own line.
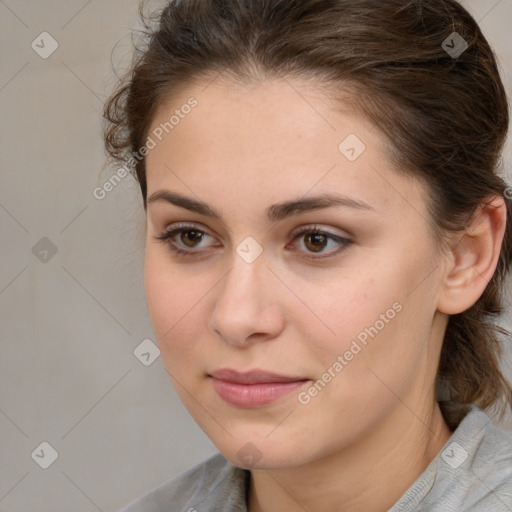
left=210, top=377, right=308, bottom=408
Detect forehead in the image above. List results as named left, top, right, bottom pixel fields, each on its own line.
left=147, top=75, right=366, bottom=154
left=144, top=76, right=428, bottom=222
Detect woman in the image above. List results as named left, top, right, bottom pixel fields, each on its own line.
left=103, top=0, right=512, bottom=510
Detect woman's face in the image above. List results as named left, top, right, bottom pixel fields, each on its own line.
left=143, top=76, right=449, bottom=469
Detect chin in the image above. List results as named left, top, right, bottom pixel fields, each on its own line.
left=203, top=427, right=316, bottom=470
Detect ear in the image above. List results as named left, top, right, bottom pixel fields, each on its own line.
left=437, top=195, right=507, bottom=315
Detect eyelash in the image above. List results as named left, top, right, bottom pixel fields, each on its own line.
left=153, top=223, right=353, bottom=260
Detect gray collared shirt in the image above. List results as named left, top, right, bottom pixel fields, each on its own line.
left=117, top=405, right=512, bottom=511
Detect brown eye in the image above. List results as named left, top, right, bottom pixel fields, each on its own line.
left=154, top=223, right=217, bottom=257
left=304, top=232, right=328, bottom=252
left=180, top=230, right=204, bottom=247
left=290, top=226, right=353, bottom=259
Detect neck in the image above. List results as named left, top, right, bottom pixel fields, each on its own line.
left=247, top=401, right=452, bottom=512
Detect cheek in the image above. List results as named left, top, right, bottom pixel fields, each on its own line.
left=306, top=247, right=433, bottom=374
left=143, top=249, right=208, bottom=364
left=304, top=266, right=401, bottom=349
left=144, top=251, right=176, bottom=338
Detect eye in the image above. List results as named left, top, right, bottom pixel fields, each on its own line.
left=153, top=223, right=353, bottom=260
left=288, top=225, right=352, bottom=259
left=153, top=223, right=218, bottom=256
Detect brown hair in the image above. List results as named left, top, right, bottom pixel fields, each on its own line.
left=103, top=0, right=512, bottom=428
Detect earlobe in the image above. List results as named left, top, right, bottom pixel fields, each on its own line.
left=437, top=195, right=507, bottom=315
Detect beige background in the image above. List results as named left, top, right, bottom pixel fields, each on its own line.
left=0, top=1, right=511, bottom=511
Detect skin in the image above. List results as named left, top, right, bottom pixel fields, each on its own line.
left=142, top=75, right=506, bottom=512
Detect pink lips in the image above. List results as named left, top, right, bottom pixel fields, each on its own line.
left=209, top=368, right=309, bottom=408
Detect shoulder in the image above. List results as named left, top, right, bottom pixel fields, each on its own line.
left=461, top=409, right=512, bottom=509
left=117, top=453, right=249, bottom=512
left=425, top=406, right=512, bottom=511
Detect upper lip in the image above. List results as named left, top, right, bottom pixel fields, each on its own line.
left=209, top=368, right=308, bottom=384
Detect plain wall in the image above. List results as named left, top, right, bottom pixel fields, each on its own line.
left=0, top=1, right=511, bottom=511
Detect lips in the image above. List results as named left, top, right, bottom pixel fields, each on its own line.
left=208, top=368, right=309, bottom=408
left=209, top=368, right=307, bottom=384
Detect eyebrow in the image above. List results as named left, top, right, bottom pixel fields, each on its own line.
left=146, top=190, right=376, bottom=223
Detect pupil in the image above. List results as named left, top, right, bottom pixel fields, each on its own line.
left=306, top=233, right=326, bottom=252
left=182, top=230, right=203, bottom=247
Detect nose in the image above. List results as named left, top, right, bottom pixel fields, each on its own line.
left=208, top=249, right=285, bottom=348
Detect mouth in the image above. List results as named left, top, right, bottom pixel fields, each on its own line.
left=208, top=368, right=310, bottom=408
